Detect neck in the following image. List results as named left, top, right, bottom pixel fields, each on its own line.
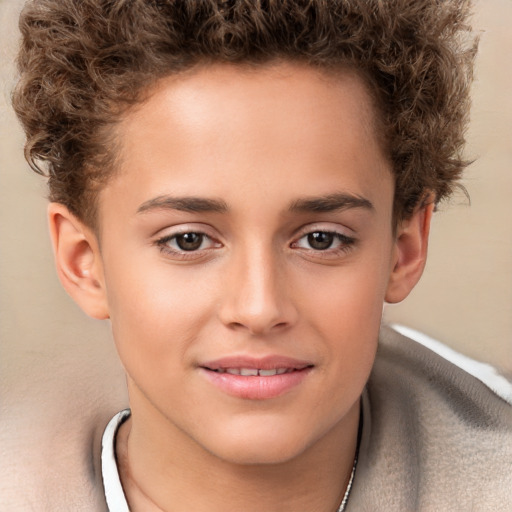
left=117, top=393, right=360, bottom=512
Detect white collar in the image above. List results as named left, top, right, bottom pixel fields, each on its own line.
left=101, top=409, right=131, bottom=512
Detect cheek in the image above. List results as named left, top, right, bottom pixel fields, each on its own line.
left=103, top=253, right=218, bottom=376
left=298, top=253, right=392, bottom=332
left=295, top=250, right=392, bottom=381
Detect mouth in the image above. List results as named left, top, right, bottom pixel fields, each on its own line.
left=199, top=357, right=314, bottom=400
left=204, top=366, right=310, bottom=376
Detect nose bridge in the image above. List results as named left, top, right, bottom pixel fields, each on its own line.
left=219, top=238, right=295, bottom=334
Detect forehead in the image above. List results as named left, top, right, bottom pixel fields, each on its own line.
left=99, top=62, right=392, bottom=221
left=119, top=62, right=383, bottom=159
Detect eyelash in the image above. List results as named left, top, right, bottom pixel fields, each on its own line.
left=155, top=229, right=356, bottom=260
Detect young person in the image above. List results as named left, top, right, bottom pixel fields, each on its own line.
left=12, top=0, right=512, bottom=510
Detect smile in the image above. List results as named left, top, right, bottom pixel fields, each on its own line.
left=211, top=367, right=299, bottom=376
left=200, top=357, right=314, bottom=400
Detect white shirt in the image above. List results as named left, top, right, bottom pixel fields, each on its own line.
left=101, top=409, right=131, bottom=512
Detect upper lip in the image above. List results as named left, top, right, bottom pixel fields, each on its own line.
left=200, top=355, right=313, bottom=371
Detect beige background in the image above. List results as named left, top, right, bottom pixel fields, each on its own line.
left=1, top=0, right=511, bottom=428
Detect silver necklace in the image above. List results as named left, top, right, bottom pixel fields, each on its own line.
left=336, top=406, right=362, bottom=512
left=336, top=454, right=357, bottom=512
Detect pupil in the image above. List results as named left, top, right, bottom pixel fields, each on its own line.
left=308, top=232, right=334, bottom=250
left=176, top=233, right=203, bottom=251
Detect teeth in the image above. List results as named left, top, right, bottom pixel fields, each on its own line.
left=258, top=369, right=278, bottom=376
left=216, top=368, right=291, bottom=376
left=240, top=368, right=259, bottom=376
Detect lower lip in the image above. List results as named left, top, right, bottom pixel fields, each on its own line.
left=200, top=368, right=313, bottom=400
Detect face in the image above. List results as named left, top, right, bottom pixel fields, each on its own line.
left=94, top=63, right=398, bottom=464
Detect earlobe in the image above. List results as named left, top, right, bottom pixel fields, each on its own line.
left=385, top=199, right=435, bottom=304
left=48, top=203, right=109, bottom=319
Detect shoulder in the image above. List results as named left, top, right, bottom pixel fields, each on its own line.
left=349, top=326, right=512, bottom=511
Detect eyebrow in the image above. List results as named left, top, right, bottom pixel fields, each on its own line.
left=137, top=195, right=228, bottom=214
left=136, top=192, right=374, bottom=216
left=288, top=193, right=374, bottom=213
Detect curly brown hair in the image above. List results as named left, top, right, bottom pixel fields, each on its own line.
left=12, top=0, right=477, bottom=227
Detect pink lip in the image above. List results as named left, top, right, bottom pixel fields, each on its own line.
left=199, top=356, right=314, bottom=400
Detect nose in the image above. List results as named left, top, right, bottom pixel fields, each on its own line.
left=218, top=245, right=298, bottom=336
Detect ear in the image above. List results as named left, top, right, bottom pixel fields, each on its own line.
left=48, top=203, right=109, bottom=319
left=385, top=198, right=435, bottom=304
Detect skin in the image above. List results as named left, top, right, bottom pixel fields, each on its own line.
left=48, top=62, right=432, bottom=511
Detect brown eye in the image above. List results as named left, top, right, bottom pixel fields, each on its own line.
left=175, top=232, right=204, bottom=251
left=307, top=232, right=334, bottom=250
left=156, top=230, right=222, bottom=258
left=292, top=229, right=356, bottom=255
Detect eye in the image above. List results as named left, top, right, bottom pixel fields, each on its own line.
left=292, top=230, right=355, bottom=252
left=156, top=231, right=221, bottom=255
left=173, top=232, right=207, bottom=251
left=304, top=232, right=336, bottom=250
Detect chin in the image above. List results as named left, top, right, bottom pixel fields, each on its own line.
left=213, top=441, right=309, bottom=466
left=200, top=418, right=319, bottom=466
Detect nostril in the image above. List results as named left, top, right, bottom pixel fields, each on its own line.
left=226, top=319, right=289, bottom=334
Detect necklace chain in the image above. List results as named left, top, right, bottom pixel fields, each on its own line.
left=336, top=454, right=357, bottom=512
